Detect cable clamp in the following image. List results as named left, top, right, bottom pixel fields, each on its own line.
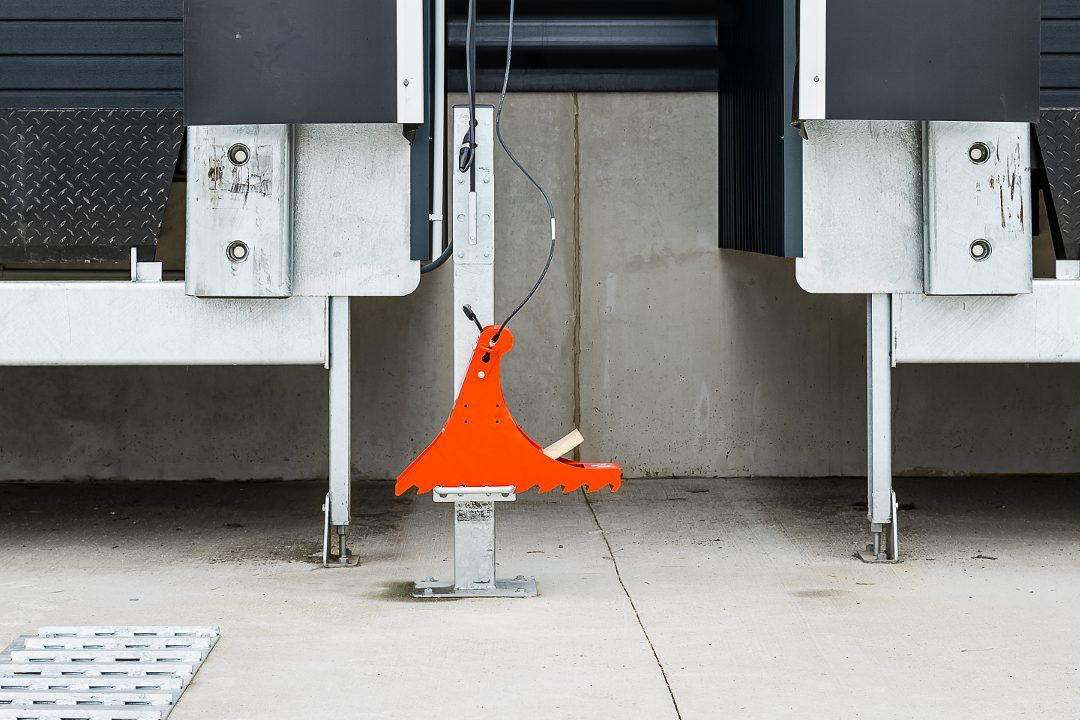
left=429, top=214, right=444, bottom=222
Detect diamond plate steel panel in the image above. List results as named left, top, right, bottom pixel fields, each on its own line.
left=0, top=109, right=183, bottom=263
left=1036, top=109, right=1080, bottom=259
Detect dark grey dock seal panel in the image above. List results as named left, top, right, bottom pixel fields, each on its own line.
left=184, top=0, right=398, bottom=125
left=824, top=0, right=1040, bottom=122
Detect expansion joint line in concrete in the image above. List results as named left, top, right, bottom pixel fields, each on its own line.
left=581, top=488, right=683, bottom=720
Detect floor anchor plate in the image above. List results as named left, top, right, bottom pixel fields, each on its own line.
left=412, top=576, right=537, bottom=598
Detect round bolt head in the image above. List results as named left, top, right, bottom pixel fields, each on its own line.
left=226, top=240, right=249, bottom=263
left=483, top=175, right=491, bottom=184
left=969, top=239, right=992, bottom=261
left=813, top=75, right=820, bottom=82
left=478, top=371, right=486, bottom=379
left=227, top=143, right=250, bottom=166
left=456, top=176, right=464, bottom=184
left=403, top=78, right=410, bottom=86
left=457, top=251, right=464, bottom=258
left=968, top=142, right=990, bottom=164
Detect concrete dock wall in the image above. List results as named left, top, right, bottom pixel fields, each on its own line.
left=0, top=92, right=1077, bottom=481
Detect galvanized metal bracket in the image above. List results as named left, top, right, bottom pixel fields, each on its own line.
left=432, top=485, right=517, bottom=502
left=924, top=121, right=1031, bottom=296
left=799, top=120, right=1032, bottom=297
left=452, top=105, right=495, bottom=266
left=186, top=124, right=293, bottom=298
left=797, top=120, right=925, bottom=295
left=412, top=487, right=537, bottom=598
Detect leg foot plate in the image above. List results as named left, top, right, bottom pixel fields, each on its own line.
left=412, top=577, right=537, bottom=598
left=856, top=547, right=899, bottom=564
left=323, top=552, right=359, bottom=568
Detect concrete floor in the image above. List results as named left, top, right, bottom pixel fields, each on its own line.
left=1, top=477, right=1078, bottom=718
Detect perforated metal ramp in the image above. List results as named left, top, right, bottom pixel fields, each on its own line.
left=0, top=626, right=218, bottom=720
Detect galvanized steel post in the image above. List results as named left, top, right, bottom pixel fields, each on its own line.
left=863, top=293, right=897, bottom=561
left=328, top=295, right=352, bottom=562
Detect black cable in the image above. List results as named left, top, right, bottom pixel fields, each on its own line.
left=425, top=0, right=476, bottom=276
left=420, top=239, right=452, bottom=274
left=462, top=304, right=484, bottom=333
left=457, top=0, right=477, bottom=184
left=490, top=0, right=556, bottom=345
left=468, top=0, right=477, bottom=192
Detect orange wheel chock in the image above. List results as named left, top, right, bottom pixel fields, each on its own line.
left=396, top=326, right=621, bottom=495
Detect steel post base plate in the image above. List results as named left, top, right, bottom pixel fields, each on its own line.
left=858, top=499, right=900, bottom=563
left=325, top=554, right=359, bottom=568
left=412, top=577, right=537, bottom=598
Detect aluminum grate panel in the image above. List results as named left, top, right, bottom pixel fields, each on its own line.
left=0, top=626, right=218, bottom=720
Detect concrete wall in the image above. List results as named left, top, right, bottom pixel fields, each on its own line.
left=2, top=92, right=1080, bottom=481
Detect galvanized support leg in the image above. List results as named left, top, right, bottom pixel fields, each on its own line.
left=454, top=500, right=497, bottom=589
left=413, top=487, right=536, bottom=597
left=326, top=295, right=355, bottom=566
left=859, top=293, right=899, bottom=562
